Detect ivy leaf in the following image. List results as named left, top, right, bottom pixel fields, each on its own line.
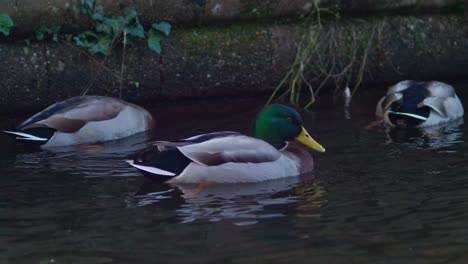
left=35, top=28, right=47, bottom=41
left=35, top=26, right=60, bottom=42
left=80, top=0, right=95, bottom=15
left=88, top=35, right=112, bottom=55
left=74, top=30, right=98, bottom=48
left=151, top=22, right=171, bottom=36
left=111, top=17, right=125, bottom=36
left=124, top=8, right=144, bottom=39
left=0, top=13, right=14, bottom=36
left=113, top=17, right=126, bottom=36
left=92, top=5, right=105, bottom=22
left=52, top=32, right=59, bottom=42
left=97, top=16, right=125, bottom=37
left=64, top=34, right=73, bottom=42
left=125, top=8, right=139, bottom=23
left=73, top=36, right=83, bottom=47
left=126, top=22, right=144, bottom=39
left=96, top=20, right=112, bottom=35
left=74, top=31, right=111, bottom=55
left=147, top=29, right=162, bottom=54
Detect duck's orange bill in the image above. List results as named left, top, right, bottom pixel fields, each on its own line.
left=365, top=119, right=384, bottom=130
left=295, top=127, right=325, bottom=153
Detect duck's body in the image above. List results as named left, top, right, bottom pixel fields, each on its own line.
left=4, top=96, right=154, bottom=147
left=128, top=104, right=325, bottom=184
left=376, top=80, right=464, bottom=127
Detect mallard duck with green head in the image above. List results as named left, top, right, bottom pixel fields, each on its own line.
left=127, top=104, right=325, bottom=183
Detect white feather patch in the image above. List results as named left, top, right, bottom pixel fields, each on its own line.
left=387, top=111, right=428, bottom=121
left=3, top=130, right=48, bottom=141
left=125, top=160, right=175, bottom=176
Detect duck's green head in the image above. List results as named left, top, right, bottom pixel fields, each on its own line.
left=254, top=104, right=325, bottom=152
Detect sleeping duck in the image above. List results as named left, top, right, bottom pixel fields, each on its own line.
left=127, top=104, right=325, bottom=183
left=4, top=96, right=154, bottom=147
left=376, top=80, right=464, bottom=127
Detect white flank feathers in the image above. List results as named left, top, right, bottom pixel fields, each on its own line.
left=387, top=111, right=428, bottom=121
left=125, top=160, right=175, bottom=176
left=3, top=130, right=48, bottom=141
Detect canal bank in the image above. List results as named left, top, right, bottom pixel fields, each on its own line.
left=0, top=0, right=466, bottom=112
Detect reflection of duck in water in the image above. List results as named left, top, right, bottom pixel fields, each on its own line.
left=12, top=131, right=154, bottom=177
left=135, top=175, right=325, bottom=224
left=4, top=96, right=154, bottom=148
left=375, top=80, right=464, bottom=128
left=128, top=104, right=325, bottom=183
left=385, top=117, right=464, bottom=149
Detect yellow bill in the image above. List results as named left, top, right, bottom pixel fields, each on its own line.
left=295, top=127, right=325, bottom=153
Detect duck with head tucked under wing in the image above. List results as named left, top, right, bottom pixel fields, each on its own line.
left=127, top=104, right=325, bottom=184
left=4, top=96, right=155, bottom=148
left=376, top=80, right=464, bottom=128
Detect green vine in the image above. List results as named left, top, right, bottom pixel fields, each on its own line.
left=73, top=0, right=171, bottom=56
left=148, top=22, right=171, bottom=53
left=0, top=13, right=14, bottom=36
left=35, top=26, right=61, bottom=42
left=0, top=1, right=172, bottom=97
left=1, top=2, right=171, bottom=56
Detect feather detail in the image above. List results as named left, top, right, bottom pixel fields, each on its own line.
left=151, top=132, right=242, bottom=151
left=426, top=81, right=456, bottom=98
left=19, top=97, right=123, bottom=133
left=177, top=135, right=281, bottom=166
left=387, top=111, right=428, bottom=121
left=418, top=97, right=447, bottom=117
left=153, top=141, right=190, bottom=151
left=379, top=92, right=402, bottom=113
left=3, top=130, right=48, bottom=141
left=182, top=131, right=241, bottom=142
left=281, top=142, right=314, bottom=174
left=126, top=160, right=176, bottom=176
left=22, top=116, right=87, bottom=133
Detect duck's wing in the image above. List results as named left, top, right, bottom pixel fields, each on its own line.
left=418, top=97, right=448, bottom=117
left=18, top=96, right=123, bottom=133
left=152, top=131, right=242, bottom=151
left=376, top=92, right=403, bottom=117
left=376, top=81, right=415, bottom=117
left=418, top=82, right=462, bottom=118
left=177, top=134, right=281, bottom=166
left=386, top=80, right=414, bottom=94
left=425, top=81, right=455, bottom=98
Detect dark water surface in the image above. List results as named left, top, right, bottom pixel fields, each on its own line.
left=1, top=88, right=467, bottom=264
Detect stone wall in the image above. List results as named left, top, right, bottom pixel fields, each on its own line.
left=0, top=0, right=466, bottom=112
left=1, top=0, right=463, bottom=35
